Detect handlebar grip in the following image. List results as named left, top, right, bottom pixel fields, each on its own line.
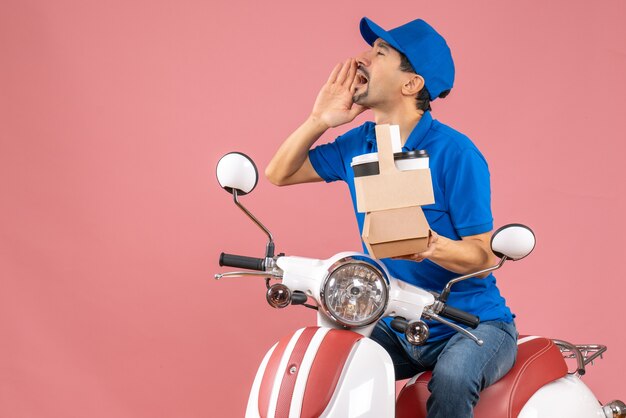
left=219, top=253, right=265, bottom=271
left=439, top=305, right=480, bottom=329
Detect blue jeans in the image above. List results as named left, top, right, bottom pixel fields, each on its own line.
left=370, top=319, right=518, bottom=418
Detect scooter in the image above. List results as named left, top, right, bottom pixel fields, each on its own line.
left=214, top=152, right=625, bottom=418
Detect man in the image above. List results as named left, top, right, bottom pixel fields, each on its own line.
left=265, top=17, right=516, bottom=418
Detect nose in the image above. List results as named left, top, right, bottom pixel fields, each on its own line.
left=356, top=50, right=371, bottom=67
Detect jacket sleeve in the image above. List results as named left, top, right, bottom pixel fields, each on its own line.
left=444, top=148, right=494, bottom=237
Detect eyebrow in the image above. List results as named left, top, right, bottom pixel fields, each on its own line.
left=375, top=41, right=391, bottom=51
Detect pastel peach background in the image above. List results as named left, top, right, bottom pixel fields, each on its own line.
left=1, top=0, right=625, bottom=417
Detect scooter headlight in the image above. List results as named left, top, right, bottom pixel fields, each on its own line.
left=320, top=257, right=389, bottom=327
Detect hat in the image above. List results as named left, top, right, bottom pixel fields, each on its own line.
left=360, top=17, right=455, bottom=100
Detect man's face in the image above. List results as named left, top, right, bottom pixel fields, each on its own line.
left=353, top=39, right=410, bottom=108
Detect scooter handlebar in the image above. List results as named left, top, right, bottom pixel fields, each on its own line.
left=439, top=305, right=480, bottom=329
left=219, top=252, right=265, bottom=271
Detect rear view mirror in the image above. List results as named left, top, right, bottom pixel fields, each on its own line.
left=216, top=152, right=258, bottom=196
left=491, top=224, right=536, bottom=261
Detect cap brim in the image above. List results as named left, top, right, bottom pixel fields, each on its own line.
left=360, top=17, right=404, bottom=54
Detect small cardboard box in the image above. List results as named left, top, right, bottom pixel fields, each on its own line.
left=353, top=124, right=434, bottom=213
left=362, top=206, right=431, bottom=259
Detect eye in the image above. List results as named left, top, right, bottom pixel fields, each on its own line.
left=377, top=51, right=385, bottom=56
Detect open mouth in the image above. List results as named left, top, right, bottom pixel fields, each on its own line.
left=355, top=70, right=369, bottom=88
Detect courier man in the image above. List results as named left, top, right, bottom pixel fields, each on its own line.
left=265, top=17, right=517, bottom=418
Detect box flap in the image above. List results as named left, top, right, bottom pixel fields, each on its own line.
left=363, top=206, right=430, bottom=244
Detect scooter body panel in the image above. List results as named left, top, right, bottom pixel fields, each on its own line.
left=246, top=341, right=278, bottom=418
left=245, top=327, right=395, bottom=418
left=518, top=374, right=605, bottom=418
left=319, top=337, right=395, bottom=418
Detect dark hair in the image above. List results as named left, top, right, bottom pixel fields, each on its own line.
left=398, top=53, right=450, bottom=112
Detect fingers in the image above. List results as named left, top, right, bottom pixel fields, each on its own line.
left=349, top=64, right=360, bottom=92
left=327, top=58, right=358, bottom=91
left=391, top=253, right=425, bottom=262
left=346, top=59, right=357, bottom=87
left=419, top=246, right=436, bottom=260
left=326, top=62, right=342, bottom=84
left=335, top=58, right=353, bottom=85
left=349, top=75, right=358, bottom=93
left=413, top=252, right=426, bottom=262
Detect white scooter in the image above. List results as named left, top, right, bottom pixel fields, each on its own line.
left=214, top=152, right=625, bottom=418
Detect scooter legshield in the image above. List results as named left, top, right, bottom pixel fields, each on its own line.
left=246, top=326, right=395, bottom=418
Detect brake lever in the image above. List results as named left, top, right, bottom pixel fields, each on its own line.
left=423, top=309, right=483, bottom=346
left=214, top=270, right=282, bottom=280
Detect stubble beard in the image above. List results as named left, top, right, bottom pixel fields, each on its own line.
left=352, top=88, right=369, bottom=105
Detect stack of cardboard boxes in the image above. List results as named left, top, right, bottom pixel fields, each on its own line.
left=354, top=124, right=435, bottom=259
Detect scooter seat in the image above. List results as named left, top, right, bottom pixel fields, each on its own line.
left=396, top=336, right=568, bottom=418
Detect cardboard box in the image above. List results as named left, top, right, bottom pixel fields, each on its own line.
left=362, top=206, right=431, bottom=258
left=354, top=124, right=434, bottom=213
left=353, top=124, right=435, bottom=259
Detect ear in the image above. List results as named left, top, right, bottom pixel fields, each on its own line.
left=401, top=74, right=425, bottom=96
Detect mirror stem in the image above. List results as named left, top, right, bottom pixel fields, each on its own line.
left=233, top=189, right=275, bottom=257
left=439, top=256, right=508, bottom=303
